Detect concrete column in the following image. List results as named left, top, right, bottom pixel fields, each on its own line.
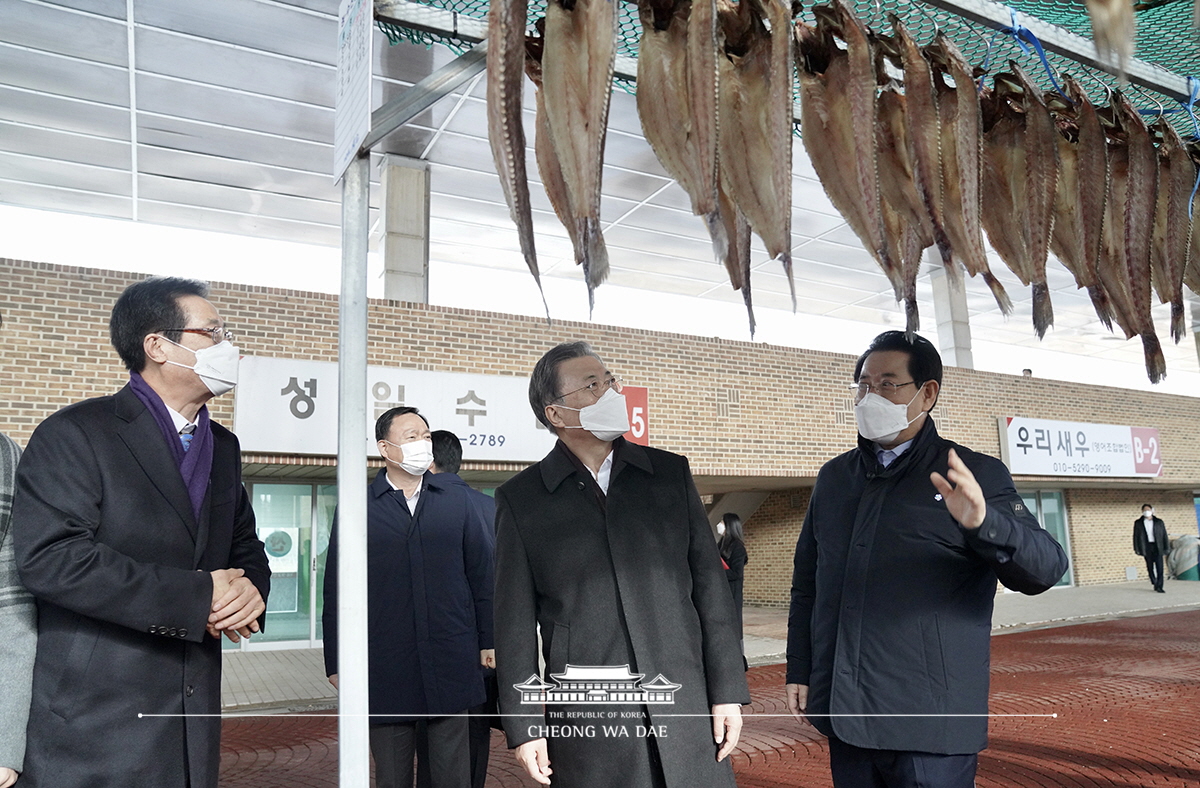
left=381, top=155, right=431, bottom=303
left=929, top=251, right=974, bottom=369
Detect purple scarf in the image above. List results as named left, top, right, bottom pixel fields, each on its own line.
left=129, top=372, right=214, bottom=521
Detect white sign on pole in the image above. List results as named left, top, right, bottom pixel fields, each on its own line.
left=235, top=356, right=559, bottom=462
left=997, top=417, right=1164, bottom=478
left=334, top=0, right=372, bottom=179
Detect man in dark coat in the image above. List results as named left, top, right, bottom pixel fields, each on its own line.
left=786, top=331, right=1068, bottom=788
left=323, top=408, right=494, bottom=788
left=495, top=341, right=749, bottom=788
left=12, top=277, right=270, bottom=788
left=1133, top=503, right=1170, bottom=592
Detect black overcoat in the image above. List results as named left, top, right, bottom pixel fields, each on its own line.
left=787, top=418, right=1068, bottom=755
left=495, top=439, right=749, bottom=788
left=322, top=469, right=494, bottom=723
left=1133, top=516, right=1169, bottom=556
left=12, top=385, right=270, bottom=788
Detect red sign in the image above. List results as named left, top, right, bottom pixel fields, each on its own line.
left=623, top=386, right=649, bottom=446
left=1130, top=427, right=1164, bottom=476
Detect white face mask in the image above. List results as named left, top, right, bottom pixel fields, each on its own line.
left=854, top=389, right=924, bottom=446
left=384, top=439, right=433, bottom=476
left=159, top=336, right=240, bottom=397
left=1144, top=510, right=1154, bottom=519
left=717, top=522, right=726, bottom=537
left=557, top=387, right=630, bottom=442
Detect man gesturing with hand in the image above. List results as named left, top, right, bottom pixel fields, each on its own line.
left=12, top=277, right=269, bottom=788
left=786, top=331, right=1067, bottom=788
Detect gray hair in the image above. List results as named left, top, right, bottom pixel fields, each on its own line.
left=529, top=341, right=603, bottom=434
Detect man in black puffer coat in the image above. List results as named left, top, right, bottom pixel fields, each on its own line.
left=786, top=331, right=1068, bottom=788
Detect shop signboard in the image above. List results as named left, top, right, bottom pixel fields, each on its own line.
left=234, top=356, right=650, bottom=461
left=997, top=417, right=1163, bottom=478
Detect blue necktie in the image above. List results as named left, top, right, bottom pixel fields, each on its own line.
left=180, top=425, right=196, bottom=452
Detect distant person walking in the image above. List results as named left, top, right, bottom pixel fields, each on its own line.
left=1134, top=504, right=1169, bottom=593
left=717, top=513, right=748, bottom=668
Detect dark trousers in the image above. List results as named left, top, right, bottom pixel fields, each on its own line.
left=370, top=716, right=470, bottom=788
left=828, top=736, right=978, bottom=788
left=415, top=706, right=492, bottom=788
left=1144, top=544, right=1165, bottom=590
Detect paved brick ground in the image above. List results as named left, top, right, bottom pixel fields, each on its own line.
left=219, top=610, right=1200, bottom=787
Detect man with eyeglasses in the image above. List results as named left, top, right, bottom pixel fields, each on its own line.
left=494, top=341, right=749, bottom=788
left=11, top=277, right=270, bottom=788
left=785, top=331, right=1067, bottom=788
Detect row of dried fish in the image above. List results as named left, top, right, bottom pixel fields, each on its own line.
left=487, top=0, right=796, bottom=331
left=486, top=0, right=1197, bottom=381
left=798, top=0, right=1200, bottom=384
left=796, top=1, right=1013, bottom=340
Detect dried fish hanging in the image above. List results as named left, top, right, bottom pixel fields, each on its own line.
left=1045, top=74, right=1115, bottom=331
left=634, top=0, right=762, bottom=334
left=924, top=32, right=1014, bottom=317
left=487, top=0, right=549, bottom=317
left=486, top=0, right=616, bottom=317
left=796, top=1, right=903, bottom=316
left=1149, top=110, right=1194, bottom=343
left=717, top=0, right=796, bottom=312
left=1096, top=91, right=1168, bottom=383
left=1083, top=0, right=1136, bottom=79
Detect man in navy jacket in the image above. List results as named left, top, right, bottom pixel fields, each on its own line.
left=786, top=331, right=1068, bottom=788
left=324, top=407, right=494, bottom=788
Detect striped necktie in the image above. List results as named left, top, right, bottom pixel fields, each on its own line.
left=180, top=424, right=196, bottom=452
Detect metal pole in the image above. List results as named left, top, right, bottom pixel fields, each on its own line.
left=920, top=0, right=1190, bottom=101
left=337, top=151, right=371, bottom=788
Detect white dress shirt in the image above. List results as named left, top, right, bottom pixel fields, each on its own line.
left=588, top=450, right=615, bottom=494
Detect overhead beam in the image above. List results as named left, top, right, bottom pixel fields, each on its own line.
left=363, top=39, right=489, bottom=151
left=920, top=0, right=1191, bottom=101
left=374, top=0, right=639, bottom=81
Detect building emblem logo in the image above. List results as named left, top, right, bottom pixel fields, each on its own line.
left=514, top=664, right=681, bottom=705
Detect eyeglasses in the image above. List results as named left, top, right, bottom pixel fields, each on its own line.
left=557, top=376, right=624, bottom=401
left=162, top=326, right=234, bottom=344
left=850, top=380, right=918, bottom=400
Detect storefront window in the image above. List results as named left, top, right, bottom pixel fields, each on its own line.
left=1020, top=490, right=1072, bottom=587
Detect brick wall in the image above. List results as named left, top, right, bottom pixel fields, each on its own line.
left=742, top=490, right=809, bottom=608
left=2, top=258, right=1198, bottom=599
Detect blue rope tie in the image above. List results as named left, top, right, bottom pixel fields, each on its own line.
left=1185, top=77, right=1200, bottom=220
left=979, top=7, right=1071, bottom=104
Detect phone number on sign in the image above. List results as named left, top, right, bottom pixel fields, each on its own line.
left=1052, top=463, right=1111, bottom=474
left=467, top=434, right=506, bottom=447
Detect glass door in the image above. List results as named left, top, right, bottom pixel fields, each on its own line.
left=252, top=483, right=314, bottom=644
left=1020, top=490, right=1073, bottom=588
